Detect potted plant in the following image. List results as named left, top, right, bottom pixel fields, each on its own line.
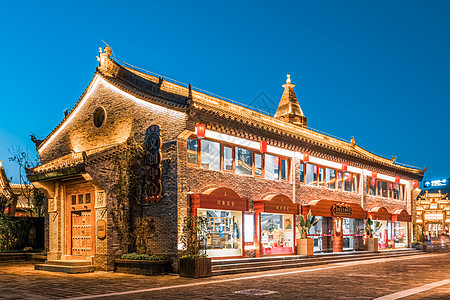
left=364, top=215, right=382, bottom=252
left=297, top=210, right=319, bottom=256
left=179, top=215, right=212, bottom=278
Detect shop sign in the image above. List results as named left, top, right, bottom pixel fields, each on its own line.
left=97, top=219, right=106, bottom=240
left=424, top=179, right=448, bottom=188
left=144, top=125, right=163, bottom=203
left=331, top=203, right=352, bottom=217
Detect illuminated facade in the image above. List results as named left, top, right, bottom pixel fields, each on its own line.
left=28, top=47, right=424, bottom=271
left=415, top=179, right=450, bottom=237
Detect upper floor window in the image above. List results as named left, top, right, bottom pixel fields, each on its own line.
left=187, top=137, right=289, bottom=182
left=301, top=162, right=359, bottom=193
left=367, top=177, right=405, bottom=200
left=201, top=140, right=221, bottom=171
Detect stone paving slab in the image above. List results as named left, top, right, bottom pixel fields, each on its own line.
left=0, top=253, right=448, bottom=299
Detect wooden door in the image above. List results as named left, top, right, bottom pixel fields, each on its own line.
left=71, top=209, right=92, bottom=256
left=65, top=182, right=95, bottom=257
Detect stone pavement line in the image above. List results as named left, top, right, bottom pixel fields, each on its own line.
left=64, top=254, right=440, bottom=300
left=373, top=279, right=450, bottom=300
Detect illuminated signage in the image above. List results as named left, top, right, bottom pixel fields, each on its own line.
left=424, top=179, right=448, bottom=188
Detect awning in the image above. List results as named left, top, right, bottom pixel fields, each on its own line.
left=302, top=199, right=366, bottom=219
left=254, top=194, right=299, bottom=215
left=392, top=209, right=411, bottom=222
left=368, top=206, right=391, bottom=221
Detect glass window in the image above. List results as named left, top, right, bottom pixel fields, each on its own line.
left=265, top=154, right=279, bottom=180
left=255, top=153, right=263, bottom=177
left=318, top=167, right=325, bottom=186
left=352, top=175, right=359, bottom=192
left=187, top=138, right=198, bottom=165
left=377, top=180, right=382, bottom=196
left=280, top=159, right=288, bottom=181
left=198, top=209, right=242, bottom=258
left=305, top=164, right=317, bottom=185
left=201, top=140, right=221, bottom=171
left=236, top=147, right=253, bottom=175
left=71, top=195, right=76, bottom=205
left=224, top=146, right=233, bottom=172
left=299, top=164, right=305, bottom=183
left=367, top=177, right=375, bottom=195
left=260, top=213, right=294, bottom=254
left=85, top=193, right=91, bottom=204
left=381, top=181, right=388, bottom=197
left=326, top=168, right=336, bottom=189
left=344, top=173, right=352, bottom=191
left=78, top=194, right=83, bottom=205
left=336, top=172, right=343, bottom=189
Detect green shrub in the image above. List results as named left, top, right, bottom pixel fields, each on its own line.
left=411, top=241, right=424, bottom=246
left=121, top=252, right=165, bottom=261
left=0, top=216, right=32, bottom=251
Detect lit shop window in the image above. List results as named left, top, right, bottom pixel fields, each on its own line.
left=201, top=140, right=221, bottom=171
left=187, top=138, right=198, bottom=165
left=326, top=168, right=336, bottom=189
left=236, top=147, right=253, bottom=176
left=299, top=164, right=305, bottom=183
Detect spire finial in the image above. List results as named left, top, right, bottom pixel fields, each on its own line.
left=286, top=73, right=291, bottom=84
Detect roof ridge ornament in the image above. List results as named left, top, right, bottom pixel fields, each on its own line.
left=97, top=46, right=115, bottom=76
left=274, top=73, right=307, bottom=127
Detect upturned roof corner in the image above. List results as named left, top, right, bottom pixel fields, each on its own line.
left=274, top=74, right=307, bottom=128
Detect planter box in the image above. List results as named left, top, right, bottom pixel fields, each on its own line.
left=179, top=257, right=212, bottom=278
left=414, top=244, right=426, bottom=251
left=296, top=238, right=314, bottom=256
left=114, top=259, right=170, bottom=276
left=365, top=238, right=378, bottom=252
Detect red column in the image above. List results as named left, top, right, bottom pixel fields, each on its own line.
left=254, top=212, right=261, bottom=257
left=333, top=217, right=343, bottom=252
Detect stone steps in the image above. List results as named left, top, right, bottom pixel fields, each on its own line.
left=34, top=260, right=94, bottom=274
left=211, top=249, right=422, bottom=276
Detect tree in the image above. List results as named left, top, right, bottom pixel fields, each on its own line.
left=8, top=145, right=46, bottom=217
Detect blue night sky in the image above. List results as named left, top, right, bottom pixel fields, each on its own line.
left=1, top=1, right=449, bottom=183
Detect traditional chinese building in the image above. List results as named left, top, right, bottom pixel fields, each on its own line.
left=415, top=178, right=450, bottom=237
left=0, top=161, right=33, bottom=216
left=28, top=47, right=425, bottom=271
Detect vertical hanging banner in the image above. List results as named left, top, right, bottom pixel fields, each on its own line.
left=144, top=125, right=162, bottom=203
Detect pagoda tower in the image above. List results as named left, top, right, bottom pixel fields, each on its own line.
left=274, top=74, right=307, bottom=127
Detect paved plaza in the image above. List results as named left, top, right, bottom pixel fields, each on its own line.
left=0, top=253, right=449, bottom=299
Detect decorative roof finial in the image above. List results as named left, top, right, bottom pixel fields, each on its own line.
left=286, top=73, right=291, bottom=84
left=0, top=160, right=2, bottom=168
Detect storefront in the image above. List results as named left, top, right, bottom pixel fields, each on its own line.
left=190, top=187, right=248, bottom=258
left=368, top=207, right=392, bottom=249
left=302, top=200, right=366, bottom=253
left=254, top=195, right=299, bottom=256
left=392, top=209, right=411, bottom=248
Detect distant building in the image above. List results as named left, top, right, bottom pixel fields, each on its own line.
left=0, top=161, right=33, bottom=216
left=415, top=178, right=450, bottom=237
